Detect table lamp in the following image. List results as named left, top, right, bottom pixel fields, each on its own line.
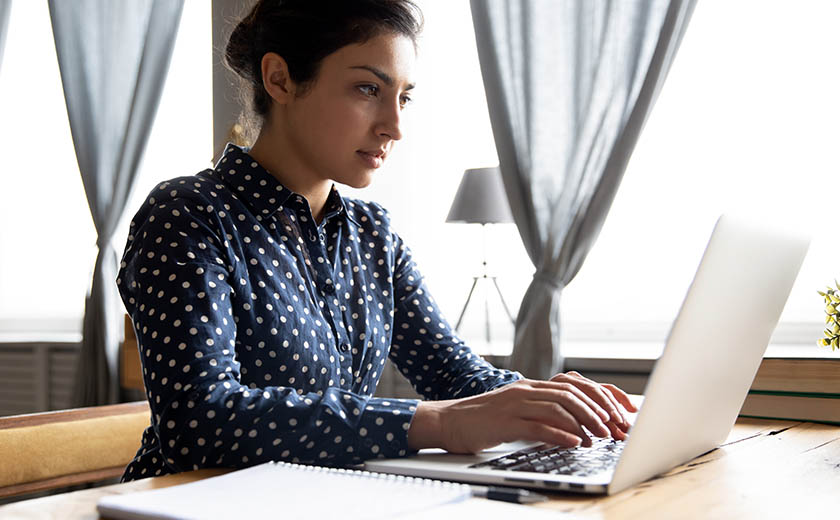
left=446, top=167, right=516, bottom=344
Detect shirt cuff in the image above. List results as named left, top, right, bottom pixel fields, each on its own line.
left=486, top=370, right=523, bottom=391
left=354, top=397, right=419, bottom=460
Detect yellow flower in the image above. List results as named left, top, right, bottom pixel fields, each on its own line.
left=818, top=283, right=840, bottom=352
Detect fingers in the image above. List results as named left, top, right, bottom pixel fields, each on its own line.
left=552, top=372, right=630, bottom=426
left=544, top=374, right=624, bottom=426
left=603, top=383, right=639, bottom=413
left=566, top=372, right=626, bottom=423
left=518, top=400, right=600, bottom=446
left=519, top=420, right=587, bottom=449
left=518, top=389, right=610, bottom=439
left=527, top=383, right=610, bottom=423
left=605, top=420, right=627, bottom=441
left=600, top=385, right=629, bottom=428
left=535, top=382, right=630, bottom=447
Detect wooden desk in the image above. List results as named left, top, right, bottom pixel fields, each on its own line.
left=1, top=418, right=838, bottom=519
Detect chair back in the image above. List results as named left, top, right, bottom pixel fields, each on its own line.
left=0, top=401, right=149, bottom=498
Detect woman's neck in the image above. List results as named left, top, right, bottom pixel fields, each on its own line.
left=248, top=125, right=332, bottom=224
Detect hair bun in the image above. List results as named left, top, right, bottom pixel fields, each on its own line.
left=224, top=8, right=259, bottom=82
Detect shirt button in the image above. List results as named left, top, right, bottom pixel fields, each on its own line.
left=322, top=284, right=336, bottom=295
left=339, top=343, right=350, bottom=353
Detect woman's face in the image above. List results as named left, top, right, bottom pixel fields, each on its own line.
left=280, top=32, right=416, bottom=189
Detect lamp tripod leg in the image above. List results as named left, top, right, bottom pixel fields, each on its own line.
left=455, top=276, right=481, bottom=331
left=484, top=288, right=491, bottom=344
left=491, top=277, right=515, bottom=325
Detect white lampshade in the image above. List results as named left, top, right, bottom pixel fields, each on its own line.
left=445, top=167, right=514, bottom=224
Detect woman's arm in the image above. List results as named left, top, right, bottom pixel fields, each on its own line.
left=384, top=221, right=636, bottom=453
left=386, top=231, right=521, bottom=399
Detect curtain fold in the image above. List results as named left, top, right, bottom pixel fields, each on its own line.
left=0, top=0, right=10, bottom=73
left=471, top=0, right=696, bottom=379
left=49, top=0, right=185, bottom=405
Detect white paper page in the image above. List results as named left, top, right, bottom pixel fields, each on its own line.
left=97, top=462, right=471, bottom=520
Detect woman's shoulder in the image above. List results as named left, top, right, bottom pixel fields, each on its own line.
left=139, top=170, right=223, bottom=210
left=129, top=170, right=225, bottom=225
left=121, top=169, right=232, bottom=251
left=342, top=197, right=394, bottom=232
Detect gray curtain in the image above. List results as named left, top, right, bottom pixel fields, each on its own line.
left=471, top=0, right=696, bottom=379
left=49, top=0, right=185, bottom=405
left=0, top=0, right=10, bottom=73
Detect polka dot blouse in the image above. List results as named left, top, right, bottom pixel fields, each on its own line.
left=116, top=144, right=521, bottom=481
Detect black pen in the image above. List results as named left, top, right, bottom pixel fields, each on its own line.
left=471, top=485, right=548, bottom=504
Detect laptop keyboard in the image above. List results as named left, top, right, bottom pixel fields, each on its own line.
left=469, top=437, right=625, bottom=477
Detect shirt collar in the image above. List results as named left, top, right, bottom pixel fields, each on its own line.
left=213, top=143, right=292, bottom=218
left=213, top=143, right=360, bottom=226
left=323, top=185, right=361, bottom=227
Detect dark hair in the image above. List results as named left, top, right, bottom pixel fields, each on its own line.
left=225, top=0, right=423, bottom=139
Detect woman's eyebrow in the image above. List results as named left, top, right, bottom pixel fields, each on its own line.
left=349, top=65, right=415, bottom=90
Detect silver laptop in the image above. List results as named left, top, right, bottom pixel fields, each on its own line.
left=366, top=215, right=809, bottom=495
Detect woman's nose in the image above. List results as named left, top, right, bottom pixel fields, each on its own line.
left=376, top=98, right=403, bottom=141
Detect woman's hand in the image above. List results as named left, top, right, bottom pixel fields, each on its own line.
left=407, top=372, right=638, bottom=454
left=550, top=371, right=638, bottom=442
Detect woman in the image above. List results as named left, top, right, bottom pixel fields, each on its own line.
left=117, top=0, right=636, bottom=481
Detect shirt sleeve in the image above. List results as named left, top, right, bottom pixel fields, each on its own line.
left=118, top=196, right=417, bottom=474
left=387, top=230, right=522, bottom=401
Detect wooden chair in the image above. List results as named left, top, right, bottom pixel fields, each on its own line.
left=0, top=401, right=149, bottom=499
left=122, top=313, right=144, bottom=391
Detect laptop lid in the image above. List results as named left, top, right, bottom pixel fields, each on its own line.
left=608, top=215, right=809, bottom=493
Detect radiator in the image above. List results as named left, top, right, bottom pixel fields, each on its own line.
left=0, top=342, right=80, bottom=416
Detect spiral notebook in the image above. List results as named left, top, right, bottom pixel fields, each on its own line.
left=96, top=461, right=473, bottom=520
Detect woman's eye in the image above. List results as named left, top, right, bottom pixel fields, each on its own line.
left=358, top=85, right=378, bottom=97
left=399, top=95, right=413, bottom=107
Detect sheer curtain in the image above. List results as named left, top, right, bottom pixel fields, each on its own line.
left=0, top=0, right=10, bottom=73
left=49, top=0, right=184, bottom=405
left=471, top=0, right=696, bottom=378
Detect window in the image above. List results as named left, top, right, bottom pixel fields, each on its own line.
left=562, top=0, right=840, bottom=350
left=346, top=0, right=839, bottom=355
left=2, top=0, right=835, bottom=358
left=0, top=2, right=211, bottom=337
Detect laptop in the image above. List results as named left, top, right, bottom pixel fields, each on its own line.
left=366, top=215, right=810, bottom=495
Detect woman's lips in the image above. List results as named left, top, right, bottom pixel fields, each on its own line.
left=357, top=151, right=384, bottom=169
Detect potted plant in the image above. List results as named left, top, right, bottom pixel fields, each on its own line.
left=818, top=281, right=840, bottom=351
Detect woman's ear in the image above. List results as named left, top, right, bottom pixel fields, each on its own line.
left=260, top=52, right=296, bottom=105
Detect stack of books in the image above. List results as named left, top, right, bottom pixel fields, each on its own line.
left=740, top=357, right=840, bottom=424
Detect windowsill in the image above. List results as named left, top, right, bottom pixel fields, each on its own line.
left=483, top=341, right=835, bottom=375
left=563, top=342, right=662, bottom=374
left=472, top=323, right=829, bottom=371
left=0, top=318, right=83, bottom=344
left=563, top=341, right=834, bottom=374
left=0, top=332, right=82, bottom=344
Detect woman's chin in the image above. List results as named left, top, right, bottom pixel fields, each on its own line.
left=343, top=173, right=375, bottom=189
